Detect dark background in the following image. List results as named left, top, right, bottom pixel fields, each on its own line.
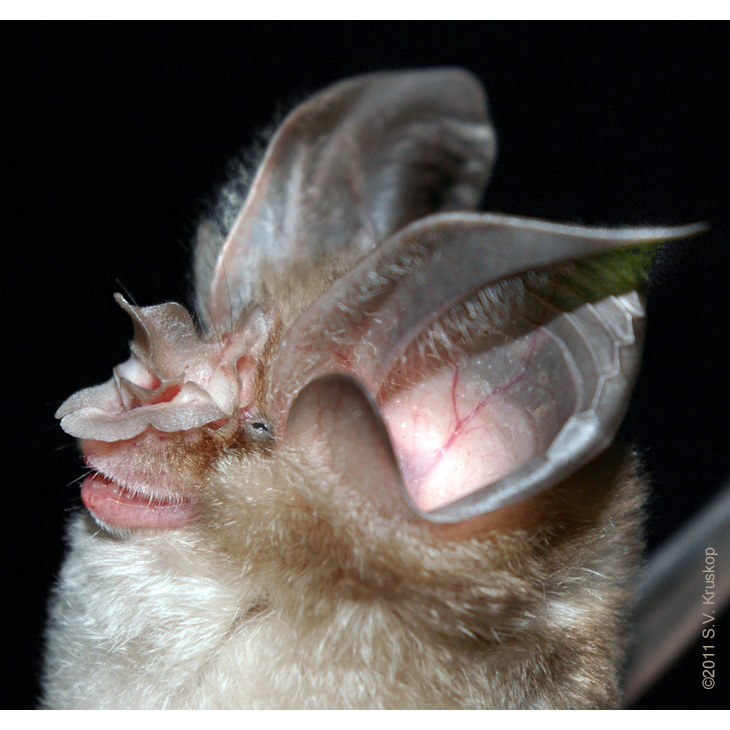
left=5, top=23, right=729, bottom=709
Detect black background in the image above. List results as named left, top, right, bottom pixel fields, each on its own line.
left=5, top=23, right=729, bottom=710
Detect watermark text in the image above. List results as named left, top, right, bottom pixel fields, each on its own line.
left=701, top=547, right=718, bottom=690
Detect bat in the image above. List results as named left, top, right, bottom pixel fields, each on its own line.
left=41, top=68, right=705, bottom=709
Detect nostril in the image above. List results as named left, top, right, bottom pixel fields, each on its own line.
left=146, top=383, right=183, bottom=406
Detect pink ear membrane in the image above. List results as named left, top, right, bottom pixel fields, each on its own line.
left=380, top=366, right=542, bottom=514
left=283, top=369, right=548, bottom=522
left=281, top=288, right=646, bottom=524
left=390, top=301, right=643, bottom=522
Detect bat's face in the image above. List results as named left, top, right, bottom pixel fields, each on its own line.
left=44, top=69, right=702, bottom=710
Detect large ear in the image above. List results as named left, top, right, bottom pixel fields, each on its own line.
left=272, top=214, right=704, bottom=522
left=283, top=374, right=413, bottom=519
left=194, top=69, right=494, bottom=330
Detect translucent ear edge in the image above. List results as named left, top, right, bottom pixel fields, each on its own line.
left=418, top=291, right=647, bottom=524
left=418, top=415, right=622, bottom=523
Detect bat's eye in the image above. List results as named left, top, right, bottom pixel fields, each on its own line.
left=245, top=419, right=275, bottom=443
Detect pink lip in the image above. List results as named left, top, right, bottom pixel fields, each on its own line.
left=80, top=472, right=197, bottom=530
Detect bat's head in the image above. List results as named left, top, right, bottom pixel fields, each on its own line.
left=55, top=294, right=279, bottom=530
left=51, top=68, right=706, bottom=709
left=56, top=69, right=702, bottom=537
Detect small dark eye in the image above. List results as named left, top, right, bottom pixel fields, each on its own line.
left=245, top=419, right=274, bottom=442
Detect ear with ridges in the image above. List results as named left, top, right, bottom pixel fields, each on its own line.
left=272, top=214, right=705, bottom=522
left=194, top=69, right=495, bottom=331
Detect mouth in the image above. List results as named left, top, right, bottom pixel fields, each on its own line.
left=81, top=472, right=198, bottom=531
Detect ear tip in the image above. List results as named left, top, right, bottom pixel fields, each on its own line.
left=391, top=66, right=489, bottom=108
left=674, top=221, right=710, bottom=238
left=361, top=66, right=481, bottom=85
left=336, top=68, right=488, bottom=120
left=435, top=66, right=485, bottom=88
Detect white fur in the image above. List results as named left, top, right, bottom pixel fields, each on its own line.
left=43, top=444, right=644, bottom=709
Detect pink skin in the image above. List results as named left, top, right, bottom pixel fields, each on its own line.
left=382, top=362, right=539, bottom=512
left=81, top=472, right=197, bottom=531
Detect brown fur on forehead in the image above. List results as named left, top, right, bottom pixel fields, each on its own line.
left=199, top=440, right=644, bottom=706
left=255, top=249, right=368, bottom=331
left=202, top=236, right=367, bottom=338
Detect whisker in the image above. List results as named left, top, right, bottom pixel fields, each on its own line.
left=66, top=468, right=93, bottom=489
left=222, top=262, right=234, bottom=334
left=115, top=279, right=139, bottom=307
left=55, top=442, right=79, bottom=453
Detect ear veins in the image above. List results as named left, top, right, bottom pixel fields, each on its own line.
left=431, top=443, right=640, bottom=542
left=380, top=348, right=544, bottom=513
